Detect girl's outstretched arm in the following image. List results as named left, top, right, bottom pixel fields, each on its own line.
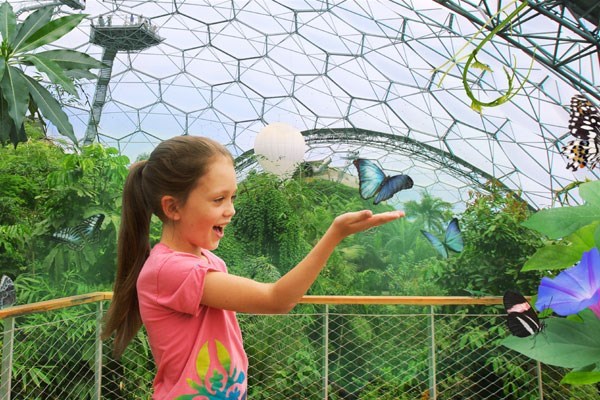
left=201, top=210, right=404, bottom=314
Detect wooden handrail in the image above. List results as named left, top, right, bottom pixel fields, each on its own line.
left=301, top=295, right=504, bottom=305
left=0, top=292, right=506, bottom=320
left=0, top=292, right=113, bottom=319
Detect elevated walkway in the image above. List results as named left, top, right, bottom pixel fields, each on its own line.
left=83, top=14, right=163, bottom=145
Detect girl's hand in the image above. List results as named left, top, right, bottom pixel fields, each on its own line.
left=330, top=210, right=405, bottom=239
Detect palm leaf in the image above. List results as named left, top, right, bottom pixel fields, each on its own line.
left=22, top=49, right=105, bottom=70
left=15, top=14, right=87, bottom=53
left=21, top=54, right=78, bottom=96
left=0, top=66, right=29, bottom=130
left=0, top=2, right=16, bottom=43
left=9, top=119, right=26, bottom=144
left=11, top=6, right=53, bottom=51
left=0, top=93, right=12, bottom=143
left=0, top=93, right=26, bottom=145
left=64, top=69, right=97, bottom=80
left=23, top=75, right=76, bottom=143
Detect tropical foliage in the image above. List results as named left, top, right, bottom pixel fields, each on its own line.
left=503, top=179, right=600, bottom=385
left=0, top=1, right=102, bottom=146
left=3, top=130, right=596, bottom=397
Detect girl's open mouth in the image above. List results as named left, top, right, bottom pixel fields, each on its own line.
left=213, top=226, right=224, bottom=238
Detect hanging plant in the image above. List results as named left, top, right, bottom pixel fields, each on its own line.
left=435, top=1, right=534, bottom=113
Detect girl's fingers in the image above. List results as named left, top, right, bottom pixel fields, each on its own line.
left=345, top=210, right=404, bottom=231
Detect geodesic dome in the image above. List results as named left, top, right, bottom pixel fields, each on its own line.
left=13, top=0, right=600, bottom=210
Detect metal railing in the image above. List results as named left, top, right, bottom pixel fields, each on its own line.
left=1, top=294, right=599, bottom=399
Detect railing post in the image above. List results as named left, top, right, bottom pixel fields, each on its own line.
left=1, top=317, right=15, bottom=400
left=536, top=361, right=544, bottom=400
left=323, top=304, right=329, bottom=400
left=94, top=302, right=103, bottom=400
left=428, top=305, right=437, bottom=400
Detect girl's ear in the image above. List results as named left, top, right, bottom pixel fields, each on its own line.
left=161, top=195, right=180, bottom=221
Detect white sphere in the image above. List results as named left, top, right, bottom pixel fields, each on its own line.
left=254, top=122, right=306, bottom=178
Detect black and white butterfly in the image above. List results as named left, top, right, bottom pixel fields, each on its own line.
left=560, top=94, right=600, bottom=171
left=353, top=159, right=413, bottom=205
left=503, top=290, right=544, bottom=338
left=0, top=275, right=16, bottom=309
left=50, top=214, right=105, bottom=250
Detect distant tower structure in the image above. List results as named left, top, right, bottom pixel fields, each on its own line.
left=83, top=14, right=162, bottom=145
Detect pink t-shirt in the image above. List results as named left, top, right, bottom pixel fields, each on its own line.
left=137, top=243, right=248, bottom=399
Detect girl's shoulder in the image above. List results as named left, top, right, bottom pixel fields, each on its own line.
left=149, top=244, right=226, bottom=272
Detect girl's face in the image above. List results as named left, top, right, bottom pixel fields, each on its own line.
left=163, top=155, right=237, bottom=255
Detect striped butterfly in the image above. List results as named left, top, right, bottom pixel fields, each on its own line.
left=560, top=94, right=600, bottom=171
left=51, top=214, right=105, bottom=250
left=503, top=290, right=544, bottom=338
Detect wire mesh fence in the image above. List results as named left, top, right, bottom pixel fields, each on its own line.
left=2, top=298, right=600, bottom=399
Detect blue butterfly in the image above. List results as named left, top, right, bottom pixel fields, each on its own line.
left=421, top=218, right=464, bottom=258
left=353, top=159, right=414, bottom=205
left=51, top=214, right=105, bottom=250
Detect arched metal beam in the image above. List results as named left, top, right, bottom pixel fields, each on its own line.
left=234, top=127, right=537, bottom=211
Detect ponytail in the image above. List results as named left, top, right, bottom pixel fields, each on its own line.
left=102, top=161, right=151, bottom=358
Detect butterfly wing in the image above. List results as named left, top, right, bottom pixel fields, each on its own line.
left=79, top=214, right=105, bottom=243
left=561, top=139, right=600, bottom=171
left=443, top=218, right=464, bottom=253
left=51, top=214, right=105, bottom=250
left=0, top=275, right=16, bottom=309
left=51, top=227, right=86, bottom=250
left=569, top=94, right=600, bottom=140
left=353, top=159, right=386, bottom=200
left=562, top=95, right=600, bottom=170
left=421, top=230, right=448, bottom=258
left=374, top=174, right=414, bottom=205
left=503, top=290, right=542, bottom=338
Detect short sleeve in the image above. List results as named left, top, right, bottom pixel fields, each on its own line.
left=154, top=254, right=217, bottom=316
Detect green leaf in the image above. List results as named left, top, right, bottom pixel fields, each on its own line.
left=579, top=180, right=600, bottom=207
left=0, top=93, right=12, bottom=142
left=9, top=120, right=26, bottom=145
left=522, top=204, right=600, bottom=239
left=23, top=75, right=76, bottom=143
left=64, top=69, right=97, bottom=80
left=502, top=310, right=600, bottom=368
left=472, top=59, right=492, bottom=72
left=15, top=13, right=87, bottom=53
left=522, top=222, right=598, bottom=271
left=11, top=6, right=53, bottom=50
left=25, top=49, right=105, bottom=70
left=0, top=65, right=29, bottom=130
left=0, top=59, right=5, bottom=83
left=0, top=2, right=16, bottom=43
left=21, top=54, right=78, bottom=96
left=523, top=245, right=583, bottom=271
left=561, top=366, right=600, bottom=385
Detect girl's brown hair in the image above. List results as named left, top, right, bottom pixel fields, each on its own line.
left=102, top=135, right=233, bottom=358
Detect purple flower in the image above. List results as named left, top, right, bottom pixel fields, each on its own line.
left=536, top=247, right=600, bottom=318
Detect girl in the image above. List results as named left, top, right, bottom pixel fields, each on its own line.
left=102, top=136, right=404, bottom=399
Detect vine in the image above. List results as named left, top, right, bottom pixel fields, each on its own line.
left=435, top=1, right=534, bottom=113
